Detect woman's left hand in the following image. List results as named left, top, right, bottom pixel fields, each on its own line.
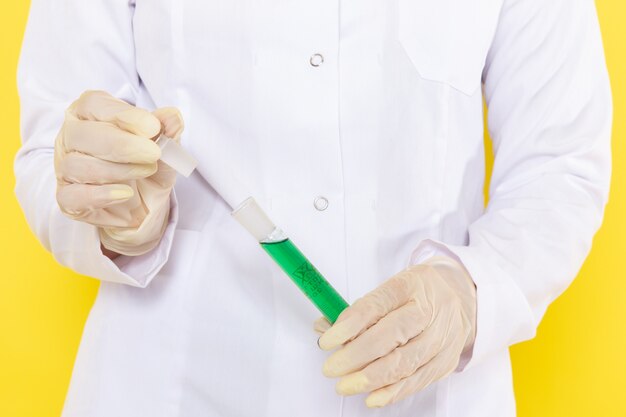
left=315, top=256, right=477, bottom=408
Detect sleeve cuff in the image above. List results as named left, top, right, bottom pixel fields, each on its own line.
left=50, top=190, right=179, bottom=288
left=408, top=238, right=536, bottom=371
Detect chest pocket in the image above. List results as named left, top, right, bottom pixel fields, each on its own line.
left=397, top=0, right=503, bottom=96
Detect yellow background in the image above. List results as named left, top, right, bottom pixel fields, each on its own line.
left=1, top=1, right=624, bottom=416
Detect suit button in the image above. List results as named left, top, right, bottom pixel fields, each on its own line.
left=310, top=53, right=324, bottom=67
left=313, top=196, right=329, bottom=211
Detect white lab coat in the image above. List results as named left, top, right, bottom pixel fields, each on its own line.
left=15, top=0, right=611, bottom=416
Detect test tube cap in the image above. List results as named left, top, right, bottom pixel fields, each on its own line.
left=231, top=197, right=276, bottom=242
left=155, top=135, right=198, bottom=177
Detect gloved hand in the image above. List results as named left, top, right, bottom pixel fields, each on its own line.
left=54, top=90, right=184, bottom=256
left=315, top=256, right=477, bottom=408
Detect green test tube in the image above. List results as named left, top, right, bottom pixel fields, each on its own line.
left=261, top=238, right=349, bottom=323
left=232, top=197, right=349, bottom=323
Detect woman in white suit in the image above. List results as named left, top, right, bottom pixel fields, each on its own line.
left=15, top=0, right=612, bottom=416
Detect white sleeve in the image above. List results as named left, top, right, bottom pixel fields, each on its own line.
left=409, top=0, right=612, bottom=370
left=14, top=0, right=178, bottom=287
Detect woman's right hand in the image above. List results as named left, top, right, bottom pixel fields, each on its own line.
left=54, top=90, right=184, bottom=256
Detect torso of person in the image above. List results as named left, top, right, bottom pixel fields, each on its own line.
left=63, top=1, right=514, bottom=416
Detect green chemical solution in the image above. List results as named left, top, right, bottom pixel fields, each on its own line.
left=261, top=239, right=349, bottom=323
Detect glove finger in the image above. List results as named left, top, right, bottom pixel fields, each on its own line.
left=63, top=119, right=161, bottom=164
left=364, top=319, right=467, bottom=408
left=57, top=183, right=134, bottom=216
left=93, top=186, right=148, bottom=229
left=322, top=301, right=430, bottom=377
left=58, top=152, right=158, bottom=184
left=71, top=90, right=161, bottom=138
left=57, top=183, right=134, bottom=212
left=319, top=270, right=419, bottom=350
left=335, top=313, right=446, bottom=395
left=152, top=107, right=185, bottom=141
left=313, top=317, right=332, bottom=336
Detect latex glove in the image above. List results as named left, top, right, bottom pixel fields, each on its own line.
left=315, top=256, right=477, bottom=408
left=54, top=90, right=184, bottom=256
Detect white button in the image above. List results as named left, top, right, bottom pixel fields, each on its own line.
left=313, top=196, right=329, bottom=211
left=310, top=53, right=324, bottom=67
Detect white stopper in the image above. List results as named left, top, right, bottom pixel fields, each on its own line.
left=155, top=135, right=198, bottom=177
left=231, top=197, right=276, bottom=242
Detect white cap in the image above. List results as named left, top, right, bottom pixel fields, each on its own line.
left=231, top=197, right=276, bottom=241
left=155, top=135, right=198, bottom=177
